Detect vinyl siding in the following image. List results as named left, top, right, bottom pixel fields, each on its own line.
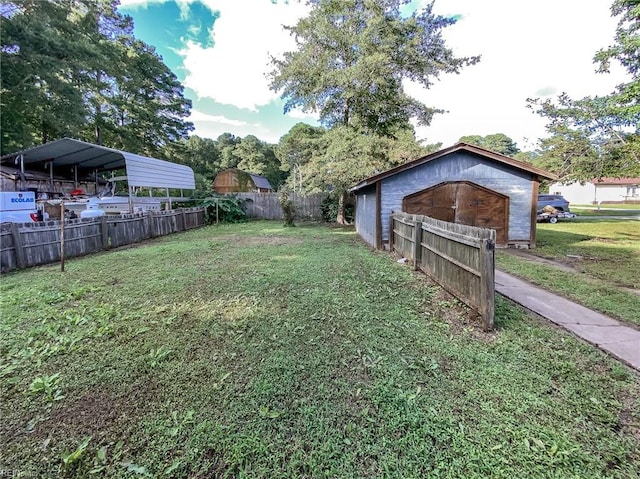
left=354, top=185, right=377, bottom=246
left=366, top=151, right=535, bottom=246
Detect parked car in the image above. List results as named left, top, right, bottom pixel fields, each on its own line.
left=537, top=194, right=570, bottom=212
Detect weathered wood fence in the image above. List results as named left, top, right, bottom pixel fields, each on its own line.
left=236, top=192, right=324, bottom=220
left=390, top=212, right=496, bottom=331
left=1, top=207, right=205, bottom=273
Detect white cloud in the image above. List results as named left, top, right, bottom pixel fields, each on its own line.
left=409, top=0, right=629, bottom=147
left=286, top=107, right=320, bottom=121
left=179, top=0, right=310, bottom=111
left=189, top=109, right=247, bottom=126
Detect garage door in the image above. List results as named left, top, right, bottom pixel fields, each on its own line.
left=402, top=181, right=509, bottom=245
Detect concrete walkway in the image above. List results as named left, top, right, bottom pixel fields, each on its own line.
left=495, top=270, right=640, bottom=371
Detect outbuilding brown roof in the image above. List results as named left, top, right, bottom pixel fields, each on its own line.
left=350, top=142, right=558, bottom=192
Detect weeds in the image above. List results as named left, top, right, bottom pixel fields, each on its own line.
left=1, top=222, right=638, bottom=478
left=29, top=373, right=64, bottom=403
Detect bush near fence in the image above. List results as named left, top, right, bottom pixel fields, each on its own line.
left=0, top=207, right=205, bottom=273
left=390, top=212, right=496, bottom=331
left=236, top=192, right=325, bottom=221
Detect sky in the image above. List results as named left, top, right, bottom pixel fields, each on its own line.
left=118, top=0, right=629, bottom=151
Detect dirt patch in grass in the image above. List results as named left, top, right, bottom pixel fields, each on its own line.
left=35, top=389, right=137, bottom=442
left=223, top=234, right=304, bottom=247
left=618, top=382, right=640, bottom=443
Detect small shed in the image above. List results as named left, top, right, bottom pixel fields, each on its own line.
left=212, top=168, right=273, bottom=194
left=350, top=142, right=557, bottom=249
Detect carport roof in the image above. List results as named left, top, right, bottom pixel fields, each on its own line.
left=0, top=138, right=195, bottom=190
left=350, top=142, right=558, bottom=193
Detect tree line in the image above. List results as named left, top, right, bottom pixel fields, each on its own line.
left=1, top=0, right=192, bottom=157
left=2, top=0, right=637, bottom=220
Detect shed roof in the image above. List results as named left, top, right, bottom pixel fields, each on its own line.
left=0, top=138, right=195, bottom=190
left=249, top=173, right=273, bottom=190
left=350, top=142, right=558, bottom=193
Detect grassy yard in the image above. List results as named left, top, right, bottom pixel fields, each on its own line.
left=570, top=205, right=640, bottom=217
left=1, top=222, right=639, bottom=478
left=496, top=219, right=640, bottom=326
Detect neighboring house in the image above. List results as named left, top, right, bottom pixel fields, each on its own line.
left=549, top=178, right=640, bottom=204
left=350, top=142, right=557, bottom=249
left=212, top=168, right=273, bottom=193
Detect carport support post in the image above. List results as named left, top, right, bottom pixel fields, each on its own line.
left=60, top=201, right=65, bottom=272
left=412, top=221, right=422, bottom=271
left=479, top=236, right=495, bottom=331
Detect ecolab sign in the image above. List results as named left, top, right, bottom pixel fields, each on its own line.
left=11, top=194, right=35, bottom=203
left=0, top=191, right=37, bottom=211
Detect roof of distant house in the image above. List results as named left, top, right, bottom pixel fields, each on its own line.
left=592, top=177, right=640, bottom=185
left=249, top=173, right=272, bottom=190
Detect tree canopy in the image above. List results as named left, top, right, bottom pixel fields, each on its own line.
left=1, top=0, right=193, bottom=156
left=269, top=0, right=476, bottom=220
left=528, top=0, right=639, bottom=181
left=269, top=0, right=479, bottom=136
left=458, top=134, right=520, bottom=156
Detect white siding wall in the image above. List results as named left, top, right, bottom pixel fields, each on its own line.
left=550, top=182, right=633, bottom=204
left=549, top=182, right=596, bottom=204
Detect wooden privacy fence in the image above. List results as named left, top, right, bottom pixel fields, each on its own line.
left=390, top=212, right=496, bottom=331
left=1, top=207, right=205, bottom=273
left=236, top=192, right=325, bottom=220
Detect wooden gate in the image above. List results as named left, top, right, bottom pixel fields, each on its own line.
left=402, top=181, right=509, bottom=245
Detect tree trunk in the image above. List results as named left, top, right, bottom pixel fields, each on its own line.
left=336, top=191, right=347, bottom=225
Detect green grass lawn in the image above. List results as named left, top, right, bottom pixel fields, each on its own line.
left=2, top=222, right=639, bottom=478
left=570, top=206, right=640, bottom=217
left=496, top=220, right=640, bottom=326
left=572, top=204, right=640, bottom=211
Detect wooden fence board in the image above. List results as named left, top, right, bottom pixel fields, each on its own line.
left=0, top=207, right=205, bottom=274
left=236, top=192, right=324, bottom=220
left=391, top=212, right=495, bottom=331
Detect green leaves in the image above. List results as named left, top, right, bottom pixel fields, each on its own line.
left=528, top=0, right=640, bottom=180
left=269, top=0, right=479, bottom=135
left=61, top=436, right=92, bottom=469
left=1, top=0, right=192, bottom=156
left=28, top=372, right=64, bottom=403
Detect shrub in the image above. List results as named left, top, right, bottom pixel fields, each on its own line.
left=320, top=193, right=355, bottom=223
left=201, top=195, right=247, bottom=224
left=279, top=189, right=296, bottom=227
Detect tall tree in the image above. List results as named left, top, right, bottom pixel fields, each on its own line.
left=270, top=0, right=479, bottom=135
left=235, top=135, right=286, bottom=189
left=269, top=0, right=477, bottom=220
left=1, top=1, right=88, bottom=151
left=276, top=122, right=326, bottom=192
left=1, top=0, right=193, bottom=156
left=528, top=0, right=639, bottom=180
left=458, top=133, right=520, bottom=156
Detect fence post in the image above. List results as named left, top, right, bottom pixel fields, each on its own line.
left=181, top=208, right=187, bottom=231
left=412, top=221, right=422, bottom=271
left=101, top=215, right=109, bottom=250
left=148, top=210, right=157, bottom=238
left=389, top=214, right=395, bottom=253
left=10, top=222, right=26, bottom=269
left=479, top=237, right=495, bottom=331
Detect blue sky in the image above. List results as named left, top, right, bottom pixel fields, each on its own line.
left=119, top=0, right=629, bottom=149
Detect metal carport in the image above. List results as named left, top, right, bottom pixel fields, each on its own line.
left=0, top=137, right=195, bottom=190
